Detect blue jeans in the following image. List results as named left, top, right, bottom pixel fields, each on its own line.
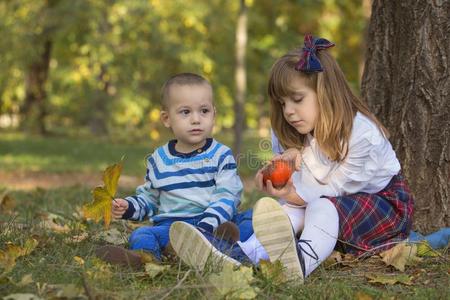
left=129, top=210, right=254, bottom=260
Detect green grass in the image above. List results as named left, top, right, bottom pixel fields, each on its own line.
left=0, top=186, right=449, bottom=299
left=1, top=132, right=449, bottom=299
left=0, top=131, right=272, bottom=177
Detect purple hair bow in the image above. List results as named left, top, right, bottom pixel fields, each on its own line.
left=295, top=34, right=335, bottom=73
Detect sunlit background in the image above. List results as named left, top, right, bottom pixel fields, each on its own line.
left=0, top=0, right=370, bottom=179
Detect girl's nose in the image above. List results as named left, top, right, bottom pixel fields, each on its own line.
left=283, top=102, right=295, bottom=116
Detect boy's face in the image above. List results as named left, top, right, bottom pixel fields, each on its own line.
left=160, top=83, right=215, bottom=152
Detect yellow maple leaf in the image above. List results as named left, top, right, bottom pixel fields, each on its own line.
left=0, top=239, right=38, bottom=276
left=82, top=160, right=123, bottom=228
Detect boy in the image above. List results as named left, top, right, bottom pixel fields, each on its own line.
left=96, top=73, right=244, bottom=269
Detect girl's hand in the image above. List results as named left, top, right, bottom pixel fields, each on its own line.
left=112, top=198, right=129, bottom=219
left=276, top=148, right=302, bottom=171
left=255, top=168, right=296, bottom=199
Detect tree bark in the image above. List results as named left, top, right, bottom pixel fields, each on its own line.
left=233, top=0, right=248, bottom=158
left=361, top=0, right=450, bottom=233
left=22, top=38, right=52, bottom=134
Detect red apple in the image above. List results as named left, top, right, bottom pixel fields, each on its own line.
left=262, top=160, right=294, bottom=189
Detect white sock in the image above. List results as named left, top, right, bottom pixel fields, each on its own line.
left=238, top=204, right=306, bottom=264
left=237, top=233, right=269, bottom=264
left=299, top=198, right=339, bottom=276
left=282, top=203, right=306, bottom=235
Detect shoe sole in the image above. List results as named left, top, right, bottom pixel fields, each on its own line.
left=169, top=221, right=241, bottom=271
left=253, top=197, right=304, bottom=282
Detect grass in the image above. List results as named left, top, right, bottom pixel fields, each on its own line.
left=0, top=132, right=449, bottom=299
left=0, top=131, right=272, bottom=177
left=1, top=186, right=449, bottom=299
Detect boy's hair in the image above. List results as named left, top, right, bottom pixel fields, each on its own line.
left=268, top=49, right=388, bottom=162
left=161, top=73, right=212, bottom=109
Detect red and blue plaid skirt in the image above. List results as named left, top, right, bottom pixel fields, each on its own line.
left=325, top=174, right=414, bottom=256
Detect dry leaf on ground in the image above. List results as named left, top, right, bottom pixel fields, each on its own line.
left=0, top=193, right=16, bottom=213
left=379, top=242, right=422, bottom=272
left=259, top=260, right=286, bottom=284
left=366, top=273, right=413, bottom=285
left=144, top=263, right=170, bottom=279
left=0, top=239, right=38, bottom=275
left=208, top=265, right=258, bottom=299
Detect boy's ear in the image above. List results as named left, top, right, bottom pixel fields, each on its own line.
left=160, top=110, right=171, bottom=128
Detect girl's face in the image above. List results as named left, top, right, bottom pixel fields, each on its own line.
left=279, top=76, right=319, bottom=135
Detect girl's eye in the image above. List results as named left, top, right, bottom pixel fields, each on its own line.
left=293, top=98, right=303, bottom=103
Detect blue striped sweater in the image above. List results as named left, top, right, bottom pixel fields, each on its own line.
left=123, top=138, right=243, bottom=233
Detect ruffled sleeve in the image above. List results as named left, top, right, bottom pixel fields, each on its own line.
left=271, top=130, right=284, bottom=155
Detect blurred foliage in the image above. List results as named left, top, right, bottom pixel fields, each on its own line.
left=0, top=0, right=368, bottom=139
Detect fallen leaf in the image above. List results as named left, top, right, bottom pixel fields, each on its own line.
left=416, top=241, right=440, bottom=257
left=366, top=273, right=413, bottom=285
left=355, top=291, right=373, bottom=300
left=0, top=194, right=16, bottom=213
left=208, top=264, right=258, bottom=299
left=323, top=251, right=343, bottom=268
left=259, top=260, right=286, bottom=284
left=93, top=228, right=126, bottom=245
left=44, top=284, right=84, bottom=299
left=83, top=160, right=123, bottom=228
left=16, top=274, right=33, bottom=287
left=379, top=242, right=422, bottom=272
left=73, top=256, right=85, bottom=266
left=144, top=263, right=170, bottom=279
left=64, top=232, right=89, bottom=244
left=86, top=258, right=113, bottom=280
left=0, top=239, right=38, bottom=275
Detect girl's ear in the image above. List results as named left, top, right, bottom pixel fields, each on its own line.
left=160, top=110, right=171, bottom=128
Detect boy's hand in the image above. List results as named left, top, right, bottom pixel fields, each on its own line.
left=112, top=198, right=129, bottom=219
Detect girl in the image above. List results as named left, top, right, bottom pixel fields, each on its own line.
left=170, top=34, right=414, bottom=283
left=237, top=34, right=414, bottom=282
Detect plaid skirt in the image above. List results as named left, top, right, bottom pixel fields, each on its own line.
left=325, top=174, right=414, bottom=256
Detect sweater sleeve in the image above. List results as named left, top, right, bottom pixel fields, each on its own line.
left=197, top=149, right=243, bottom=233
left=123, top=157, right=160, bottom=221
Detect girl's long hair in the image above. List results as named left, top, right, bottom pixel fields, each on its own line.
left=268, top=49, right=388, bottom=162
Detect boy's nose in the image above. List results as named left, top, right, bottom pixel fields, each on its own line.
left=190, top=113, right=201, bottom=123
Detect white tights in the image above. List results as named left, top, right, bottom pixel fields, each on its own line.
left=237, top=198, right=339, bottom=277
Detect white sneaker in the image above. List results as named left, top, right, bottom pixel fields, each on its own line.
left=169, top=221, right=241, bottom=271
left=252, top=197, right=305, bottom=282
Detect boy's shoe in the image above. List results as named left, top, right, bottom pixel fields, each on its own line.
left=95, top=245, right=145, bottom=270
left=169, top=221, right=241, bottom=271
left=252, top=197, right=305, bottom=282
left=215, top=221, right=240, bottom=243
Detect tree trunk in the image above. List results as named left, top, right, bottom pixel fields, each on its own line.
left=361, top=0, right=450, bottom=233
left=233, top=0, right=248, bottom=158
left=22, top=39, right=52, bottom=134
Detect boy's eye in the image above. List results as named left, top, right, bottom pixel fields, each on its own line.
left=201, top=108, right=210, bottom=114
left=180, top=109, right=190, bottom=115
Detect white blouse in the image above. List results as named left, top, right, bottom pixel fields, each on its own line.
left=271, top=112, right=401, bottom=203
